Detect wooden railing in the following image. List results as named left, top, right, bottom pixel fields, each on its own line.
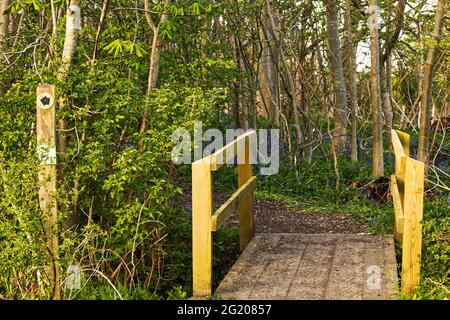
left=192, top=130, right=257, bottom=297
left=390, top=130, right=425, bottom=296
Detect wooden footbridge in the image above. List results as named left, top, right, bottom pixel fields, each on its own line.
left=192, top=130, right=425, bottom=300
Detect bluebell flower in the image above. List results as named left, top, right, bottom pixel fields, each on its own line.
left=184, top=203, right=192, bottom=216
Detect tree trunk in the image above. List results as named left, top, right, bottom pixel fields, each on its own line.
left=58, top=1, right=81, bottom=229
left=58, top=1, right=81, bottom=156
left=139, top=0, right=170, bottom=136
left=92, top=0, right=109, bottom=62
left=418, top=0, right=446, bottom=164
left=325, top=0, right=348, bottom=155
left=258, top=16, right=280, bottom=128
left=59, top=2, right=81, bottom=77
left=344, top=0, right=359, bottom=162
left=0, top=0, right=9, bottom=59
left=382, top=57, right=394, bottom=144
left=234, top=35, right=248, bottom=130
left=381, top=0, right=405, bottom=146
left=263, top=1, right=300, bottom=142
left=368, top=0, right=384, bottom=179
left=294, top=66, right=304, bottom=152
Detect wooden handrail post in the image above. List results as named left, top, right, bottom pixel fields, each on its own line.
left=192, top=131, right=256, bottom=297
left=392, top=130, right=410, bottom=208
left=401, top=157, right=425, bottom=296
left=36, top=84, right=60, bottom=300
left=192, top=157, right=213, bottom=297
left=238, top=136, right=254, bottom=251
left=392, top=130, right=407, bottom=183
left=391, top=130, right=425, bottom=296
left=396, top=130, right=410, bottom=157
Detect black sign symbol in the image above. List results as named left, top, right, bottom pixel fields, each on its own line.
left=40, top=96, right=51, bottom=107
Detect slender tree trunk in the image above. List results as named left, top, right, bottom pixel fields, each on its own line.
left=382, top=57, right=394, bottom=144
left=325, top=0, right=348, bottom=154
left=257, top=48, right=272, bottom=121
left=58, top=1, right=81, bottom=229
left=58, top=1, right=81, bottom=155
left=368, top=0, right=384, bottom=179
left=381, top=0, right=405, bottom=146
left=139, top=0, right=170, bottom=137
left=92, top=0, right=109, bottom=62
left=263, top=1, right=299, bottom=142
left=418, top=0, right=445, bottom=164
left=294, top=66, right=304, bottom=150
left=344, top=0, right=359, bottom=162
left=258, top=15, right=280, bottom=128
left=234, top=36, right=248, bottom=130
left=0, top=0, right=9, bottom=61
left=49, top=0, right=58, bottom=56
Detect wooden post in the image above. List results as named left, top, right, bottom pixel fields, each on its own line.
left=390, top=175, right=404, bottom=243
left=397, top=130, right=410, bottom=207
left=401, top=157, right=425, bottom=296
left=392, top=130, right=409, bottom=208
left=396, top=130, right=410, bottom=157
left=36, top=84, right=60, bottom=300
left=238, top=137, right=254, bottom=251
left=192, top=157, right=213, bottom=297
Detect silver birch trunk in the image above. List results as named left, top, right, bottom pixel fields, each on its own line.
left=0, top=0, right=9, bottom=57
left=325, top=0, right=348, bottom=154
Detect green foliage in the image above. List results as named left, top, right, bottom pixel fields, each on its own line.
left=4, top=0, right=46, bottom=14
left=0, top=0, right=242, bottom=300
left=413, top=201, right=450, bottom=300
left=159, top=20, right=177, bottom=40
left=0, top=156, right=52, bottom=299
left=0, top=0, right=447, bottom=301
left=103, top=40, right=148, bottom=58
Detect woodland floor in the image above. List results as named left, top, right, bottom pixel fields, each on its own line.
left=183, top=189, right=369, bottom=234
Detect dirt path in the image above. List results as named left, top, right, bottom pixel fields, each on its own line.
left=183, top=190, right=369, bottom=234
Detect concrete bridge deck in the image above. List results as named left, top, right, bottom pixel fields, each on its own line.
left=215, top=233, right=398, bottom=300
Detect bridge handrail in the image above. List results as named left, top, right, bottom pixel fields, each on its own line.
left=192, top=130, right=257, bottom=297
left=390, top=130, right=425, bottom=296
